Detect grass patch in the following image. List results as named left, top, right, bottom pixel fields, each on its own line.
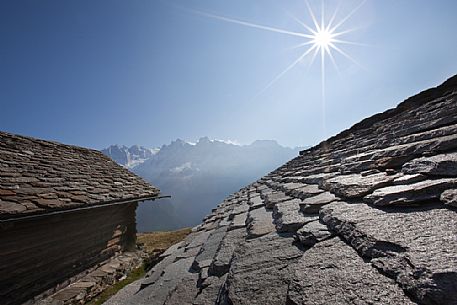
left=86, top=265, right=146, bottom=305
left=86, top=227, right=191, bottom=305
left=137, top=227, right=192, bottom=256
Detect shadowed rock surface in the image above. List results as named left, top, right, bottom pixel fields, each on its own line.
left=104, top=75, right=457, bottom=304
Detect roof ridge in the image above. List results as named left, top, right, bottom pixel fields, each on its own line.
left=300, top=74, right=457, bottom=155
left=0, top=130, right=105, bottom=155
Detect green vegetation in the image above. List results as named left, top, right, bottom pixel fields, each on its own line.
left=87, top=227, right=191, bottom=305
left=87, top=266, right=146, bottom=305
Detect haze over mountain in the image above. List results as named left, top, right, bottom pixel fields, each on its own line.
left=102, top=145, right=159, bottom=169
left=102, top=137, right=302, bottom=231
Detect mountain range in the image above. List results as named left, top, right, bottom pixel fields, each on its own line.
left=102, top=137, right=303, bottom=231
left=101, top=144, right=159, bottom=169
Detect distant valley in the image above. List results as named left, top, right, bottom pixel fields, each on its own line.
left=102, top=137, right=303, bottom=231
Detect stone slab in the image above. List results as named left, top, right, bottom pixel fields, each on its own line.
left=402, top=152, right=457, bottom=176
left=294, top=220, right=334, bottom=246
left=272, top=199, right=306, bottom=233
left=299, top=192, right=337, bottom=214
left=441, top=189, right=457, bottom=207
left=321, top=172, right=396, bottom=199
left=287, top=238, right=415, bottom=305
left=364, top=178, right=457, bottom=206
left=245, top=208, right=276, bottom=239
left=321, top=201, right=457, bottom=304
left=223, top=233, right=303, bottom=305
left=210, top=228, right=245, bottom=277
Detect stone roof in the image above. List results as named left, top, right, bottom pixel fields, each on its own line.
left=104, top=74, right=457, bottom=305
left=0, top=132, right=159, bottom=219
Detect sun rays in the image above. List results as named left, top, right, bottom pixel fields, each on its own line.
left=194, top=0, right=366, bottom=136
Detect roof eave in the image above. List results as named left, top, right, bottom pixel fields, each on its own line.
left=0, top=194, right=170, bottom=224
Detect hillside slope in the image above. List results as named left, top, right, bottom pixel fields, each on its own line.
left=106, top=74, right=457, bottom=305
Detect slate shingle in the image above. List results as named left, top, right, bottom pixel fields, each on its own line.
left=0, top=132, right=159, bottom=219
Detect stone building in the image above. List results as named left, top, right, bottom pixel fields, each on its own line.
left=0, top=132, right=160, bottom=305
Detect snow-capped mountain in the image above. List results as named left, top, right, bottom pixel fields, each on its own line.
left=102, top=138, right=304, bottom=231
left=101, top=144, right=159, bottom=169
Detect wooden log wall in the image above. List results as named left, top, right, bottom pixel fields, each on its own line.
left=0, top=202, right=138, bottom=305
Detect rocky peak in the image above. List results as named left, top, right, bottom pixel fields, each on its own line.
left=101, top=144, right=159, bottom=169
left=197, top=136, right=212, bottom=144
left=251, top=139, right=280, bottom=147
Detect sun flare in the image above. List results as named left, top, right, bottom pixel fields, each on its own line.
left=312, top=28, right=335, bottom=49
left=195, top=0, right=366, bottom=136
left=196, top=0, right=365, bottom=93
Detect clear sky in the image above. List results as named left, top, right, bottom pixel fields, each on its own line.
left=1, top=0, right=457, bottom=149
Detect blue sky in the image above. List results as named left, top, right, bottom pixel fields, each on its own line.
left=1, top=0, right=457, bottom=149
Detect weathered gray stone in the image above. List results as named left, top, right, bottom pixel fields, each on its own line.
left=163, top=273, right=199, bottom=305
left=255, top=184, right=268, bottom=192
left=287, top=238, right=415, bottom=305
left=361, top=169, right=381, bottom=176
left=222, top=233, right=303, bottom=305
left=280, top=182, right=304, bottom=192
left=392, top=120, right=457, bottom=147
left=272, top=199, right=306, bottom=232
left=321, top=201, right=457, bottom=304
left=245, top=208, right=276, bottom=238
left=403, top=152, right=457, bottom=176
left=184, top=231, right=211, bottom=250
left=281, top=176, right=305, bottom=183
left=228, top=201, right=249, bottom=219
left=441, top=189, right=457, bottom=207
left=198, top=219, right=221, bottom=232
left=301, top=172, right=338, bottom=184
left=218, top=217, right=231, bottom=227
left=364, top=178, right=457, bottom=206
left=160, top=241, right=184, bottom=258
left=131, top=257, right=195, bottom=305
left=372, top=133, right=457, bottom=169
left=299, top=191, right=337, bottom=214
left=193, top=275, right=227, bottom=305
left=294, top=220, right=334, bottom=246
left=249, top=195, right=264, bottom=210
left=259, top=187, right=274, bottom=197
left=192, top=227, right=227, bottom=272
left=228, top=212, right=247, bottom=231
left=199, top=267, right=209, bottom=284
left=175, top=246, right=201, bottom=260
left=264, top=182, right=282, bottom=190
left=209, top=228, right=245, bottom=276
left=321, top=172, right=397, bottom=199
left=264, top=192, right=291, bottom=209
left=286, top=184, right=324, bottom=200
left=393, top=173, right=427, bottom=185
left=143, top=246, right=187, bottom=287
left=142, top=243, right=185, bottom=286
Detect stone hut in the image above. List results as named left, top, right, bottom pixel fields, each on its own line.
left=0, top=132, right=160, bottom=305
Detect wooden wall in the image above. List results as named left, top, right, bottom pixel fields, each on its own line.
left=0, top=202, right=138, bottom=305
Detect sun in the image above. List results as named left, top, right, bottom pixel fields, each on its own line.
left=193, top=0, right=366, bottom=135
left=195, top=0, right=365, bottom=93
left=312, top=28, right=335, bottom=49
